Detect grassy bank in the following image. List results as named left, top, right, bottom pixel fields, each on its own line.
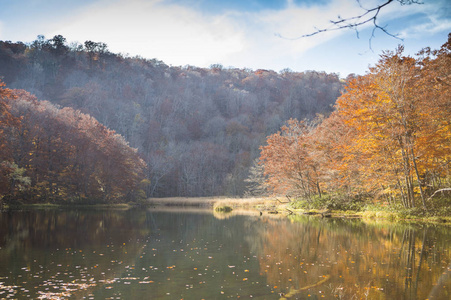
left=3, top=196, right=450, bottom=224
left=287, top=193, right=451, bottom=224
left=147, top=196, right=284, bottom=210
left=356, top=204, right=451, bottom=224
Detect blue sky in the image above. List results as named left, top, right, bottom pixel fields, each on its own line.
left=0, top=0, right=450, bottom=76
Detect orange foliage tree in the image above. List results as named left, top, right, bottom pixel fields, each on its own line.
left=260, top=119, right=323, bottom=200
left=336, top=42, right=451, bottom=208
left=260, top=35, right=451, bottom=209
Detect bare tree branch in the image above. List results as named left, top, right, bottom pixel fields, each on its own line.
left=427, top=188, right=451, bottom=202
left=276, top=0, right=422, bottom=48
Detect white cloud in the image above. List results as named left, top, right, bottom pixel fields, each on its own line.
left=46, top=0, right=375, bottom=70
left=399, top=19, right=451, bottom=39
left=38, top=0, right=450, bottom=74
left=213, top=0, right=371, bottom=70
left=49, top=0, right=245, bottom=67
left=395, top=1, right=451, bottom=39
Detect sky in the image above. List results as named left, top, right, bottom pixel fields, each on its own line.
left=0, top=0, right=450, bottom=76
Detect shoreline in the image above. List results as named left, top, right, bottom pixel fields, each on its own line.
left=2, top=197, right=450, bottom=225
left=147, top=197, right=451, bottom=224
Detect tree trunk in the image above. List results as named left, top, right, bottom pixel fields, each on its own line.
left=400, top=142, right=415, bottom=207
left=410, top=147, right=427, bottom=209
left=316, top=180, right=322, bottom=198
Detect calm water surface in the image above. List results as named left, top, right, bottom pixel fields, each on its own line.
left=0, top=208, right=450, bottom=299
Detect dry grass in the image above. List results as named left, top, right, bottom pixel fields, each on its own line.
left=147, top=196, right=286, bottom=210
left=146, top=197, right=290, bottom=219
left=214, top=197, right=288, bottom=210
left=148, top=197, right=218, bottom=207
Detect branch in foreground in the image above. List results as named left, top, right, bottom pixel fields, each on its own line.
left=427, top=188, right=451, bottom=202
left=277, top=0, right=422, bottom=48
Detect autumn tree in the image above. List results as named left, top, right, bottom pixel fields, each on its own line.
left=415, top=34, right=451, bottom=195
left=260, top=35, right=450, bottom=209
left=260, top=119, right=323, bottom=200
left=335, top=40, right=450, bottom=209
left=2, top=88, right=147, bottom=204
left=0, top=80, right=30, bottom=205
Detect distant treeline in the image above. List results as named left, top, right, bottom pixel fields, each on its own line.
left=0, top=35, right=342, bottom=198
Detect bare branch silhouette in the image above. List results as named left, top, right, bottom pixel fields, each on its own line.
left=276, top=0, right=422, bottom=48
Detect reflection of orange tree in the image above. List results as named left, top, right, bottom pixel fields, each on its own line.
left=254, top=216, right=451, bottom=299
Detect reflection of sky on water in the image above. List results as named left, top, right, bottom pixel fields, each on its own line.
left=0, top=209, right=450, bottom=299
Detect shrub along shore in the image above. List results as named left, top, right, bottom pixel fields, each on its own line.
left=147, top=196, right=451, bottom=224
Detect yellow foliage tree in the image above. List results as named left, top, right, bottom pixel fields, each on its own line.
left=260, top=35, right=451, bottom=209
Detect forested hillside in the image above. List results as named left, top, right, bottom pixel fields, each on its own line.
left=0, top=82, right=146, bottom=204
left=0, top=35, right=342, bottom=197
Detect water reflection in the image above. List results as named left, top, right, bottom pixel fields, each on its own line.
left=256, top=216, right=451, bottom=299
left=0, top=208, right=449, bottom=299
left=0, top=209, right=151, bottom=299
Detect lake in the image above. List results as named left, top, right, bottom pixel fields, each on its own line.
left=0, top=208, right=450, bottom=299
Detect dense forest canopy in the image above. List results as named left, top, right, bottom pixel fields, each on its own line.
left=0, top=35, right=342, bottom=199
left=0, top=82, right=146, bottom=204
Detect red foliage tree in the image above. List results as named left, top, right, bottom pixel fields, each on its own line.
left=2, top=88, right=146, bottom=203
